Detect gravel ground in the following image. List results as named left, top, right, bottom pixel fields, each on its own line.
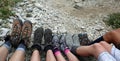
left=0, top=0, right=120, bottom=61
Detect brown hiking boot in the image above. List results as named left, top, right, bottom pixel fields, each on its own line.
left=21, top=20, right=32, bottom=47
left=11, top=19, right=23, bottom=47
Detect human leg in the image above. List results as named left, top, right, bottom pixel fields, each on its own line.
left=9, top=43, right=26, bottom=61
left=10, top=20, right=32, bottom=61
left=71, top=43, right=117, bottom=61
left=52, top=35, right=66, bottom=61
left=100, top=41, right=120, bottom=61
left=0, top=19, right=22, bottom=61
left=60, top=35, right=79, bottom=61
left=45, top=48, right=56, bottom=61
left=89, top=28, right=120, bottom=49
left=31, top=49, right=41, bottom=61
left=44, top=28, right=56, bottom=61
left=30, top=27, right=44, bottom=61
left=0, top=36, right=11, bottom=61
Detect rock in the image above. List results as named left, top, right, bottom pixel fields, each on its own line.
left=0, top=28, right=10, bottom=37
left=74, top=0, right=80, bottom=3
left=74, top=3, right=83, bottom=10
left=95, top=25, right=104, bottom=31
left=0, top=19, right=2, bottom=25
left=26, top=13, right=32, bottom=17
left=34, top=3, right=43, bottom=10
left=81, top=26, right=85, bottom=29
left=19, top=2, right=25, bottom=7
left=74, top=0, right=83, bottom=3
left=26, top=8, right=33, bottom=13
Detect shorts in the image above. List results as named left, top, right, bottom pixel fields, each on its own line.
left=98, top=46, right=120, bottom=61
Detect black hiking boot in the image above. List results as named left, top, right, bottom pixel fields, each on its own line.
left=78, top=33, right=90, bottom=46
left=44, top=28, right=52, bottom=45
left=44, top=28, right=53, bottom=52
left=31, top=27, right=43, bottom=52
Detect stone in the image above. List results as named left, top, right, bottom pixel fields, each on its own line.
left=74, top=3, right=83, bottom=10
left=26, top=8, right=33, bottom=13
left=34, top=3, right=43, bottom=10
left=81, top=26, right=85, bottom=29
left=26, top=13, right=32, bottom=17
left=0, top=28, right=10, bottom=37
left=0, top=19, right=2, bottom=25
left=95, top=25, right=104, bottom=31
left=19, top=2, right=25, bottom=7
left=74, top=0, right=80, bottom=3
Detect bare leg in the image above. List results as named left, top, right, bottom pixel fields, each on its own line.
left=54, top=51, right=66, bottom=61
left=64, top=49, right=79, bottom=61
left=0, top=46, right=9, bottom=61
left=0, top=41, right=11, bottom=61
left=9, top=50, right=25, bottom=61
left=9, top=44, right=26, bottom=61
left=46, top=50, right=56, bottom=61
left=76, top=43, right=107, bottom=58
left=99, top=41, right=112, bottom=53
left=31, top=50, right=41, bottom=61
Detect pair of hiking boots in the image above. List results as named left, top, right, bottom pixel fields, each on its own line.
left=32, top=27, right=69, bottom=52
left=5, top=19, right=32, bottom=48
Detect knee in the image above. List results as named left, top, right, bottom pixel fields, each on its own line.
left=92, top=43, right=107, bottom=58
left=100, top=41, right=108, bottom=45
left=92, top=43, right=106, bottom=52
left=109, top=30, right=117, bottom=35
left=92, top=43, right=103, bottom=49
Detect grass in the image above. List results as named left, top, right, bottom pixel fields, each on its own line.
left=0, top=0, right=22, bottom=19
left=104, top=13, right=120, bottom=29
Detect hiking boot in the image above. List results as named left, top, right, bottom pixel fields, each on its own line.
left=52, top=35, right=60, bottom=50
left=31, top=27, right=43, bottom=52
left=21, top=20, right=32, bottom=47
left=59, top=34, right=69, bottom=52
left=11, top=19, right=23, bottom=47
left=72, top=34, right=80, bottom=46
left=44, top=28, right=53, bottom=52
left=78, top=33, right=90, bottom=46
left=66, top=33, right=73, bottom=50
left=44, top=28, right=52, bottom=45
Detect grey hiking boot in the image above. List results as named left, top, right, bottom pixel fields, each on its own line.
left=78, top=33, right=90, bottom=46
left=52, top=35, right=60, bottom=50
left=66, top=33, right=74, bottom=50
left=72, top=34, right=80, bottom=46
left=31, top=27, right=43, bottom=52
left=59, top=34, right=69, bottom=52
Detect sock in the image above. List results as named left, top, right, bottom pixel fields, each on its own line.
left=16, top=43, right=26, bottom=52
left=64, top=48, right=70, bottom=54
left=53, top=47, right=61, bottom=55
left=54, top=50, right=61, bottom=56
left=3, top=41, right=11, bottom=51
left=88, top=36, right=104, bottom=45
left=31, top=44, right=42, bottom=53
left=44, top=45, right=53, bottom=53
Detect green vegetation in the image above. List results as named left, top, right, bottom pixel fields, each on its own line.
left=105, top=13, right=120, bottom=29
left=0, top=0, right=22, bottom=19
